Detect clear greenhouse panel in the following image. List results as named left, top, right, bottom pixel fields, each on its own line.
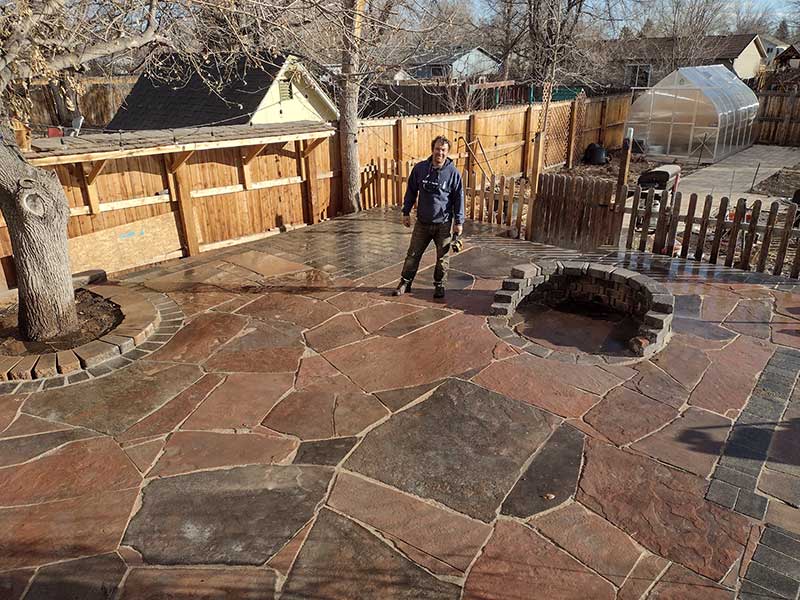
left=626, top=65, right=759, bottom=163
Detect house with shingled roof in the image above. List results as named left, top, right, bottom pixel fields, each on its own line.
left=603, top=33, right=767, bottom=88
left=107, top=54, right=338, bottom=131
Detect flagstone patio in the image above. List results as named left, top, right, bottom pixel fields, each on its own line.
left=2, top=207, right=800, bottom=599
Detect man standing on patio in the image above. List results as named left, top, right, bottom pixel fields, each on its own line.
left=394, top=135, right=465, bottom=299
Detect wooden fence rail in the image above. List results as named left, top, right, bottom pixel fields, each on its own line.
left=755, top=91, right=800, bottom=146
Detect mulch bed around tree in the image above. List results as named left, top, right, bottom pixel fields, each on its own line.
left=0, top=289, right=123, bottom=356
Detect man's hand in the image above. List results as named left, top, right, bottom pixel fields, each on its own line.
left=454, top=223, right=463, bottom=236
left=403, top=215, right=411, bottom=228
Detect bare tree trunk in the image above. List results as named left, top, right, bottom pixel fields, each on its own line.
left=338, top=0, right=363, bottom=214
left=0, top=125, right=78, bottom=340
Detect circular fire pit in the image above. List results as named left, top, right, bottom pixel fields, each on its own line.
left=489, top=261, right=674, bottom=365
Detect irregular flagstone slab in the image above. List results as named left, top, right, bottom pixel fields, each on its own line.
left=767, top=402, right=800, bottom=477
left=0, top=426, right=98, bottom=467
left=374, top=380, right=443, bottom=412
left=224, top=250, right=309, bottom=278
left=501, top=424, right=584, bottom=518
left=0, top=487, right=138, bottom=570
left=473, top=354, right=603, bottom=418
left=375, top=307, right=452, bottom=338
left=293, top=437, right=359, bottom=466
left=294, top=355, right=341, bottom=389
left=578, top=440, right=750, bottom=580
left=150, top=430, right=297, bottom=477
left=305, top=314, right=368, bottom=353
left=345, top=378, right=557, bottom=522
left=532, top=502, right=642, bottom=586
left=772, top=290, right=800, bottom=321
left=723, top=299, right=773, bottom=339
left=117, top=374, right=224, bottom=442
left=0, top=395, right=23, bottom=433
left=354, top=302, right=422, bottom=333
left=123, top=438, right=165, bottom=473
left=674, top=294, right=702, bottom=318
left=328, top=472, right=492, bottom=575
left=623, top=360, right=688, bottom=409
left=770, top=313, right=800, bottom=349
left=119, top=566, right=277, bottom=600
left=124, top=465, right=333, bottom=565
left=617, top=553, right=670, bottom=600
left=267, top=269, right=354, bottom=301
left=462, top=520, right=616, bottom=600
left=23, top=362, right=204, bottom=436
left=0, top=569, right=33, bottom=600
left=267, top=520, right=313, bottom=576
left=326, top=290, right=383, bottom=312
left=325, top=313, right=498, bottom=392
left=647, top=563, right=735, bottom=599
left=450, top=247, right=519, bottom=279
left=204, top=319, right=305, bottom=373
left=759, top=468, right=800, bottom=506
left=147, top=312, right=248, bottom=363
left=651, top=338, right=710, bottom=390
left=282, top=508, right=461, bottom=600
left=672, top=318, right=737, bottom=349
left=183, top=372, right=294, bottom=430
left=264, top=383, right=389, bottom=440
left=238, top=291, right=339, bottom=329
left=166, top=289, right=239, bottom=317
left=632, top=407, right=730, bottom=477
left=0, top=436, right=141, bottom=506
left=689, top=335, right=774, bottom=414
left=701, top=295, right=740, bottom=322
left=0, top=414, right=71, bottom=438
left=585, top=386, right=678, bottom=445
left=24, top=552, right=127, bottom=600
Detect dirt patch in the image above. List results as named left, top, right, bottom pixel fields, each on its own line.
left=0, top=289, right=124, bottom=355
left=752, top=162, right=800, bottom=198
left=557, top=149, right=702, bottom=186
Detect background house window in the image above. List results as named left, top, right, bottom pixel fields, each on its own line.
left=279, top=80, right=293, bottom=101
left=431, top=66, right=445, bottom=77
left=625, top=64, right=652, bottom=87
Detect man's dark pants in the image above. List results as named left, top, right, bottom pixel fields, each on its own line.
left=400, top=221, right=452, bottom=285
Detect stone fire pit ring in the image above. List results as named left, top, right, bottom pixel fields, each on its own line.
left=0, top=283, right=185, bottom=393
left=489, top=261, right=674, bottom=365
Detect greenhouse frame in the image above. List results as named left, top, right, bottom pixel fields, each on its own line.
left=626, top=65, right=760, bottom=163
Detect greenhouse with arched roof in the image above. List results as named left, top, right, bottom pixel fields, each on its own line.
left=626, top=65, right=759, bottom=163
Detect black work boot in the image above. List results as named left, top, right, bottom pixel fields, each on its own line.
left=393, top=278, right=412, bottom=296
left=433, top=283, right=445, bottom=299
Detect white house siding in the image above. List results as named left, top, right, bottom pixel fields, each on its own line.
left=251, top=64, right=338, bottom=124
left=732, top=41, right=765, bottom=79
left=451, top=50, right=500, bottom=79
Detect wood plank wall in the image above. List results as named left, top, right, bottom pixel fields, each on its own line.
left=4, top=94, right=630, bottom=290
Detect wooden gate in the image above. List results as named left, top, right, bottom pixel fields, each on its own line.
left=529, top=174, right=625, bottom=250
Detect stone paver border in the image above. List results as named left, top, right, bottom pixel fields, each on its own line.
left=739, top=525, right=800, bottom=599
left=706, top=347, right=800, bottom=521
left=0, top=284, right=184, bottom=392
left=488, top=260, right=674, bottom=365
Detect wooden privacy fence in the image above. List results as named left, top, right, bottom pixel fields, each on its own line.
left=755, top=91, right=800, bottom=146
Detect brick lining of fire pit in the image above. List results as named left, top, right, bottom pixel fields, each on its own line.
left=0, top=284, right=184, bottom=393
left=488, top=261, right=674, bottom=365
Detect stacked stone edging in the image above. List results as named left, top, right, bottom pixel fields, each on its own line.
left=0, top=284, right=184, bottom=392
left=489, top=260, right=674, bottom=363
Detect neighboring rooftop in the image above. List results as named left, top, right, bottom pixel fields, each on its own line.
left=107, top=56, right=287, bottom=131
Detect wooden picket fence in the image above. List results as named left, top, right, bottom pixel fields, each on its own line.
left=369, top=162, right=800, bottom=279
left=626, top=189, right=800, bottom=277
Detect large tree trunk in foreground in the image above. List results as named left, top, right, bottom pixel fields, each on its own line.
left=0, top=127, right=78, bottom=340
left=337, top=0, right=362, bottom=214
